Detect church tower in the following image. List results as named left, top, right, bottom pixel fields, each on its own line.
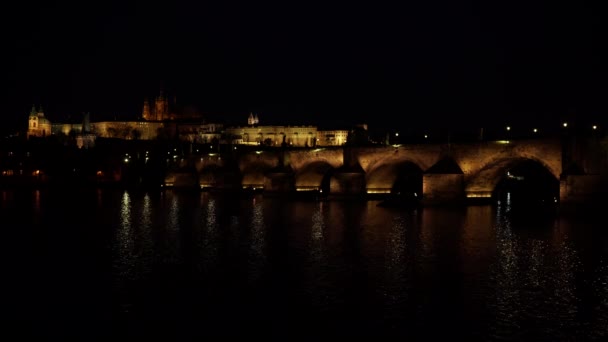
left=155, top=90, right=169, bottom=121
left=142, top=99, right=151, bottom=120
left=27, top=105, right=51, bottom=138
left=143, top=88, right=174, bottom=121
left=248, top=112, right=259, bottom=126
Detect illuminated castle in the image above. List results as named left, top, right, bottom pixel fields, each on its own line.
left=142, top=90, right=175, bottom=121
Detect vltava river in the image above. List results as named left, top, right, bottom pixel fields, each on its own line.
left=2, top=189, right=607, bottom=339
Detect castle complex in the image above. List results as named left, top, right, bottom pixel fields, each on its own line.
left=26, top=90, right=353, bottom=147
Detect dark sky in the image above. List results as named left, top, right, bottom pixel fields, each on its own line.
left=2, top=1, right=607, bottom=134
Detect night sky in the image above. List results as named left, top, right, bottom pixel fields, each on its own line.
left=3, top=1, right=607, bottom=135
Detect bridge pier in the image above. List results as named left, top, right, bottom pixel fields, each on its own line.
left=263, top=172, right=295, bottom=193
left=422, top=174, right=465, bottom=205
left=560, top=175, right=608, bottom=203
left=165, top=171, right=199, bottom=189
left=199, top=169, right=242, bottom=190
left=329, top=172, right=366, bottom=197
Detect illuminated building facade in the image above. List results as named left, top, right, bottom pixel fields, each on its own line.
left=27, top=105, right=52, bottom=138
left=26, top=107, right=354, bottom=147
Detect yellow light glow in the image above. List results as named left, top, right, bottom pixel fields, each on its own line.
left=466, top=193, right=492, bottom=198
left=593, top=125, right=597, bottom=130
left=506, top=126, right=511, bottom=131
left=495, top=140, right=510, bottom=144
left=563, top=122, right=568, bottom=127
left=533, top=128, right=538, bottom=133
left=296, top=187, right=320, bottom=192
left=367, top=189, right=391, bottom=194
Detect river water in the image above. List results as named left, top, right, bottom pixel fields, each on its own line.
left=2, top=189, right=607, bottom=339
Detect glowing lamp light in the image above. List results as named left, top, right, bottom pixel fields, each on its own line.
left=593, top=125, right=597, bottom=130
left=506, top=126, right=511, bottom=131
left=424, top=134, right=428, bottom=139
left=563, top=122, right=568, bottom=127
left=533, top=128, right=538, bottom=133
left=395, top=132, right=399, bottom=137
left=124, top=158, right=129, bottom=163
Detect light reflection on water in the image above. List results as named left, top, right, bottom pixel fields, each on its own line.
left=200, top=196, right=219, bottom=274
left=4, top=189, right=607, bottom=339
left=247, top=196, right=267, bottom=284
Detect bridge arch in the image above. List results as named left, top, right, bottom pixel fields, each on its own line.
left=294, top=160, right=335, bottom=192
left=465, top=157, right=560, bottom=200
left=241, top=161, right=275, bottom=189
left=366, top=160, right=424, bottom=195
left=199, top=163, right=242, bottom=190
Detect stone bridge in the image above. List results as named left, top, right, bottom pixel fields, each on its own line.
left=165, top=138, right=605, bottom=203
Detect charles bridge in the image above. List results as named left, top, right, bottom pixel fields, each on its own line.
left=165, top=138, right=608, bottom=204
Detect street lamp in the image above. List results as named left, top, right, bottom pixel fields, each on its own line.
left=563, top=122, right=568, bottom=128
left=533, top=128, right=538, bottom=133
left=395, top=132, right=399, bottom=137
left=593, top=125, right=597, bottom=130
left=506, top=126, right=511, bottom=131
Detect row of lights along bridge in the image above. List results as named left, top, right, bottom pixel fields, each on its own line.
left=389, top=121, right=602, bottom=144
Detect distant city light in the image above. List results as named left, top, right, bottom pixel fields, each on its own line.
left=124, top=158, right=129, bottom=163
left=395, top=133, right=399, bottom=137
left=533, top=128, right=538, bottom=133
left=424, top=134, right=428, bottom=139
left=234, top=146, right=237, bottom=150
left=563, top=122, right=568, bottom=127
left=506, top=126, right=511, bottom=131
left=593, top=125, right=597, bottom=130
